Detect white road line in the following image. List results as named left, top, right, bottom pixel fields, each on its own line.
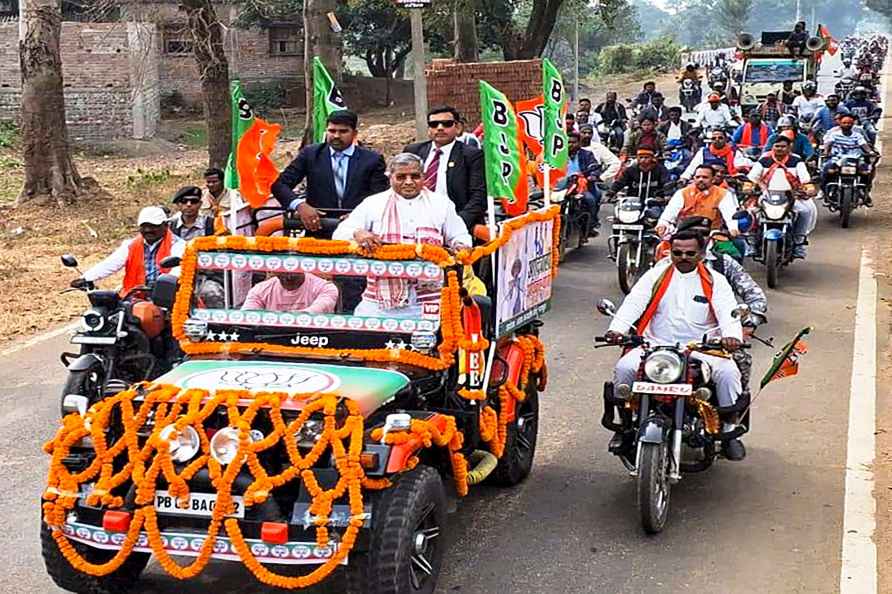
left=0, top=321, right=77, bottom=358
left=839, top=249, right=877, bottom=594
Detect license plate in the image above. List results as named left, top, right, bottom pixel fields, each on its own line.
left=612, top=224, right=644, bottom=231
left=841, top=166, right=857, bottom=175
left=632, top=382, right=692, bottom=396
left=154, top=490, right=245, bottom=519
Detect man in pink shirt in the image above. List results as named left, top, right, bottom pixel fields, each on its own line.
left=241, top=273, right=339, bottom=314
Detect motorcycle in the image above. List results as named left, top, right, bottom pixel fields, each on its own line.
left=748, top=191, right=802, bottom=288
left=663, top=141, right=692, bottom=182
left=822, top=154, right=877, bottom=228
left=607, top=192, right=667, bottom=294
left=58, top=254, right=181, bottom=416
left=679, top=79, right=701, bottom=113
left=530, top=170, right=595, bottom=262
left=595, top=300, right=752, bottom=534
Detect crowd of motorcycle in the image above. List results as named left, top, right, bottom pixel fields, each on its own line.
left=558, top=33, right=887, bottom=294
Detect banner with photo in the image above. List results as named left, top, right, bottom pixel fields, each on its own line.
left=495, top=214, right=555, bottom=337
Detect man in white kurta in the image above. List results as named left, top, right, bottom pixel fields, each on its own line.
left=333, top=153, right=472, bottom=318
left=605, top=231, right=746, bottom=458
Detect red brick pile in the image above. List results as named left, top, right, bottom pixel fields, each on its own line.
left=425, top=58, right=542, bottom=127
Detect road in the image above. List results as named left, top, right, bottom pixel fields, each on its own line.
left=2, top=96, right=890, bottom=594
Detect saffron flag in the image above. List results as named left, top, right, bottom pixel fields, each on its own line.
left=516, top=95, right=545, bottom=155
left=760, top=327, right=812, bottom=390
left=313, top=57, right=347, bottom=144
left=542, top=58, right=569, bottom=170
left=223, top=80, right=282, bottom=208
left=480, top=81, right=529, bottom=216
left=819, top=24, right=839, bottom=56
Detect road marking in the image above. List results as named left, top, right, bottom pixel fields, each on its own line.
left=839, top=249, right=877, bottom=594
left=0, top=321, right=78, bottom=358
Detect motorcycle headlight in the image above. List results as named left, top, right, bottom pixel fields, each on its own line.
left=79, top=309, right=105, bottom=333
left=644, top=351, right=684, bottom=384
left=617, top=207, right=641, bottom=224
left=763, top=203, right=788, bottom=220
left=159, top=424, right=200, bottom=463
left=296, top=418, right=325, bottom=449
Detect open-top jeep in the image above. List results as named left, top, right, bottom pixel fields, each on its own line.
left=41, top=206, right=560, bottom=594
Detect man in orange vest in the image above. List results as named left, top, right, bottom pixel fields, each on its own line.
left=71, top=206, right=185, bottom=295
left=605, top=230, right=747, bottom=460
left=656, top=165, right=741, bottom=237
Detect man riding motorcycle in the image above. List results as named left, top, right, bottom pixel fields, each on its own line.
left=608, top=148, right=673, bottom=201
left=604, top=229, right=747, bottom=460
left=580, top=124, right=622, bottom=182
left=813, top=94, right=851, bottom=140
left=595, top=92, right=628, bottom=148
left=764, top=115, right=815, bottom=160
left=747, top=135, right=817, bottom=258
left=694, top=93, right=738, bottom=131
left=820, top=113, right=878, bottom=204
left=562, top=131, right=604, bottom=234
left=757, top=92, right=785, bottom=129
left=639, top=93, right=671, bottom=123
left=681, top=129, right=750, bottom=182
left=658, top=165, right=740, bottom=237
left=844, top=86, right=882, bottom=143
left=622, top=116, right=667, bottom=158
left=791, top=81, right=826, bottom=121
left=732, top=111, right=773, bottom=152
left=634, top=81, right=659, bottom=108
left=678, top=62, right=703, bottom=83
left=659, top=107, right=694, bottom=148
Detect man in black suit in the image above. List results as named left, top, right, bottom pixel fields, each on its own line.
left=271, top=109, right=388, bottom=233
left=404, top=106, right=487, bottom=229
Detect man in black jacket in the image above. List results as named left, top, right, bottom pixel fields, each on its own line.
left=607, top=149, right=673, bottom=200
left=404, top=106, right=487, bottom=229
left=271, top=110, right=388, bottom=234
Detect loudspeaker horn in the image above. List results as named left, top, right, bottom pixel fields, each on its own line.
left=737, top=33, right=755, bottom=51
left=807, top=36, right=828, bottom=51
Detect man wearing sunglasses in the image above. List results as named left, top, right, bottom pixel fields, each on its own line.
left=404, top=106, right=486, bottom=230
left=605, top=228, right=747, bottom=460
left=170, top=186, right=214, bottom=241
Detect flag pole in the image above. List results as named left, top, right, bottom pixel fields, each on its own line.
left=544, top=164, right=551, bottom=208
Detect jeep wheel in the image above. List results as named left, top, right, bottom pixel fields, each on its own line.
left=41, top=521, right=149, bottom=594
left=489, top=377, right=539, bottom=486
left=346, top=466, right=446, bottom=594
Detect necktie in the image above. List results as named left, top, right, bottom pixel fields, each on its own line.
left=333, top=152, right=347, bottom=200
left=425, top=148, right=441, bottom=191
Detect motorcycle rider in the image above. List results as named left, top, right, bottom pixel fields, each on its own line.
left=579, top=124, right=622, bottom=182
left=758, top=92, right=785, bottom=128
left=747, top=135, right=818, bottom=258
left=844, top=86, right=881, bottom=143
left=595, top=92, right=629, bottom=148
left=791, top=81, right=826, bottom=120
left=813, top=94, right=851, bottom=140
left=780, top=81, right=800, bottom=107
left=608, top=148, right=672, bottom=201
left=71, top=206, right=186, bottom=295
left=578, top=97, right=593, bottom=115
left=658, top=165, right=741, bottom=236
left=677, top=62, right=702, bottom=83
left=659, top=107, right=694, bottom=147
left=732, top=111, right=773, bottom=152
left=604, top=229, right=747, bottom=460
left=694, top=93, right=738, bottom=131
left=639, top=93, right=671, bottom=123
left=634, top=81, right=659, bottom=108
left=764, top=116, right=815, bottom=160
left=563, top=131, right=604, bottom=235
left=681, top=129, right=750, bottom=182
left=821, top=113, right=877, bottom=204
left=622, top=116, right=667, bottom=158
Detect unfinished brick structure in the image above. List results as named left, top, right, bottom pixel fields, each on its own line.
left=426, top=59, right=543, bottom=127
left=0, top=22, right=160, bottom=142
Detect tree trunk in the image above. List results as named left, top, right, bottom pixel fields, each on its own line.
left=181, top=0, right=230, bottom=168
left=454, top=0, right=478, bottom=62
left=17, top=0, right=84, bottom=206
left=303, top=0, right=341, bottom=146
left=500, top=0, right=564, bottom=60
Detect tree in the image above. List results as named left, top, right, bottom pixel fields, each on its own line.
left=483, top=0, right=566, bottom=60
left=181, top=0, right=231, bottom=168
left=340, top=0, right=412, bottom=78
left=304, top=0, right=341, bottom=143
left=17, top=0, right=85, bottom=206
left=714, top=0, right=753, bottom=42
left=454, top=0, right=479, bottom=62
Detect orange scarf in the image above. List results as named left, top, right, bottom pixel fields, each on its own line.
left=760, top=152, right=802, bottom=190
left=708, top=143, right=736, bottom=175
left=122, top=230, right=174, bottom=296
left=637, top=262, right=714, bottom=335
left=678, top=184, right=726, bottom=229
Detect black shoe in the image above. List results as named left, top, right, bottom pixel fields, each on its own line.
left=588, top=228, right=600, bottom=238
left=608, top=431, right=624, bottom=452
left=864, top=196, right=873, bottom=207
left=724, top=438, right=746, bottom=461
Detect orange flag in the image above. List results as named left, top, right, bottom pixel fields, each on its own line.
left=236, top=117, right=282, bottom=208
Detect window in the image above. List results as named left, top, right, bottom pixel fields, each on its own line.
left=163, top=25, right=193, bottom=56
left=269, top=26, right=301, bottom=57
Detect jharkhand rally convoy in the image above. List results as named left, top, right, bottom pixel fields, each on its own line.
left=40, top=25, right=882, bottom=594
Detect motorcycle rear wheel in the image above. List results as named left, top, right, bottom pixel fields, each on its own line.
left=637, top=441, right=671, bottom=534
left=840, top=187, right=853, bottom=229
left=766, top=240, right=779, bottom=290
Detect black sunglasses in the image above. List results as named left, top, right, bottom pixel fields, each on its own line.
left=180, top=198, right=201, bottom=205
left=428, top=120, right=455, bottom=129
left=671, top=250, right=700, bottom=258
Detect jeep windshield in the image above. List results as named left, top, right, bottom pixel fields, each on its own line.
left=184, top=248, right=443, bottom=351
left=743, top=59, right=806, bottom=83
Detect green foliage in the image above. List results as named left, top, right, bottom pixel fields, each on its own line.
left=0, top=121, right=19, bottom=148
left=714, top=0, right=754, bottom=42
left=544, top=0, right=641, bottom=74
left=243, top=82, right=287, bottom=112
left=595, top=36, right=682, bottom=74
left=126, top=168, right=172, bottom=190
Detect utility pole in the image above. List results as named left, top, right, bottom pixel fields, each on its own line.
left=410, top=8, right=428, bottom=139
left=795, top=0, right=801, bottom=22
left=573, top=19, right=580, bottom=107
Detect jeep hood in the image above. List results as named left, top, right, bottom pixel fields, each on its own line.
left=154, top=360, right=410, bottom=417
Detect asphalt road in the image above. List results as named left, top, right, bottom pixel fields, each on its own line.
left=2, top=97, right=888, bottom=594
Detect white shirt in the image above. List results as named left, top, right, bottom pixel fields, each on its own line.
left=582, top=142, right=622, bottom=180
left=694, top=103, right=736, bottom=129
left=658, top=186, right=739, bottom=231
left=665, top=121, right=683, bottom=141
left=680, top=147, right=753, bottom=181
left=748, top=159, right=811, bottom=191
left=332, top=188, right=471, bottom=249
left=608, top=259, right=742, bottom=345
left=423, top=141, right=455, bottom=197
left=83, top=234, right=186, bottom=282
left=792, top=95, right=826, bottom=119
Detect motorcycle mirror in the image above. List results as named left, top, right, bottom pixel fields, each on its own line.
left=596, top=298, right=617, bottom=317
left=159, top=256, right=181, bottom=269
left=61, top=254, right=79, bottom=268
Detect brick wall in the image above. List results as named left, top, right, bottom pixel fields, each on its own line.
left=426, top=59, right=543, bottom=127
left=0, top=22, right=161, bottom=141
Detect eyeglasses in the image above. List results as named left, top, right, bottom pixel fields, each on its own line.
left=428, top=120, right=455, bottom=129
left=181, top=198, right=201, bottom=205
left=671, top=250, right=700, bottom=258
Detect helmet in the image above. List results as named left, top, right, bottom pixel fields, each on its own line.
left=687, top=62, right=696, bottom=69
left=853, top=85, right=868, bottom=97
left=802, top=81, right=816, bottom=92
left=777, top=115, right=795, bottom=128
left=780, top=129, right=796, bottom=141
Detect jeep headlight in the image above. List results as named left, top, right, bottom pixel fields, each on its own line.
left=159, top=424, right=200, bottom=463
left=644, top=351, right=684, bottom=384
left=210, top=427, right=263, bottom=465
